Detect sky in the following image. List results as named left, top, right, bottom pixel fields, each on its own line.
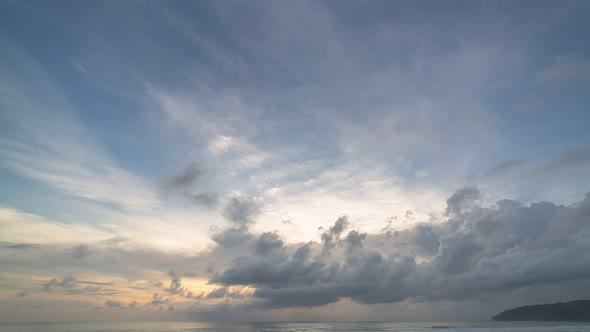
left=1, top=0, right=590, bottom=323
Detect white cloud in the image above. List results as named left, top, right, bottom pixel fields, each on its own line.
left=0, top=207, right=111, bottom=244
left=254, top=163, right=447, bottom=243
left=0, top=42, right=160, bottom=213
left=0, top=137, right=159, bottom=212
left=208, top=135, right=239, bottom=155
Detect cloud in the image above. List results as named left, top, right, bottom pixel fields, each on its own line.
left=1, top=1, right=589, bottom=322
left=344, top=229, right=367, bottom=252
left=320, top=215, right=350, bottom=252
left=72, top=244, right=90, bottom=259
left=105, top=300, right=123, bottom=308
left=163, top=270, right=186, bottom=295
left=162, top=162, right=206, bottom=191
left=43, top=275, right=77, bottom=291
left=209, top=188, right=590, bottom=309
left=211, top=227, right=254, bottom=249
left=160, top=162, right=218, bottom=208
left=0, top=242, right=38, bottom=250
left=16, top=291, right=29, bottom=297
left=43, top=274, right=115, bottom=294
left=0, top=207, right=112, bottom=245
left=255, top=232, right=284, bottom=256
left=149, top=293, right=169, bottom=306
left=208, top=135, right=246, bottom=155
left=210, top=195, right=267, bottom=251
left=485, top=160, right=526, bottom=177
left=221, top=196, right=261, bottom=228
left=0, top=40, right=160, bottom=216
left=186, top=192, right=219, bottom=209
left=445, top=186, right=482, bottom=216
left=2, top=185, right=590, bottom=319
left=205, top=286, right=245, bottom=300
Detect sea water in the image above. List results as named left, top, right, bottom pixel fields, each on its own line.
left=1, top=321, right=590, bottom=332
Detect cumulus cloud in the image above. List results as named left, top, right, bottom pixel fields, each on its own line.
left=255, top=232, right=283, bottom=256
left=221, top=196, right=261, bottom=228
left=320, top=215, right=350, bottom=251
left=445, top=186, right=482, bottom=216
left=211, top=228, right=254, bottom=249
left=344, top=229, right=367, bottom=252
left=209, top=188, right=590, bottom=309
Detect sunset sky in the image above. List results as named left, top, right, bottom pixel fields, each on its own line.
left=1, top=0, right=590, bottom=322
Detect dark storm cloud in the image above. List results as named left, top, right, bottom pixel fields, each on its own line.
left=209, top=188, right=590, bottom=309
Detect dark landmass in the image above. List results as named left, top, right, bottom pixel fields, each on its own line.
left=492, top=300, right=590, bottom=322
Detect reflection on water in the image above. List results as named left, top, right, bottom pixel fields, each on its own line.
left=2, top=321, right=590, bottom=332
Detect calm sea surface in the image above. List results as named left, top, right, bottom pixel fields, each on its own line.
left=1, top=322, right=590, bottom=332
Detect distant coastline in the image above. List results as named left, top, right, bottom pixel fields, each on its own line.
left=492, top=300, right=590, bottom=322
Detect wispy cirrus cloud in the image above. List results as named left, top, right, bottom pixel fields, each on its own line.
left=0, top=43, right=159, bottom=213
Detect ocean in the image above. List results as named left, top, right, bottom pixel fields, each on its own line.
left=1, top=321, right=590, bottom=332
